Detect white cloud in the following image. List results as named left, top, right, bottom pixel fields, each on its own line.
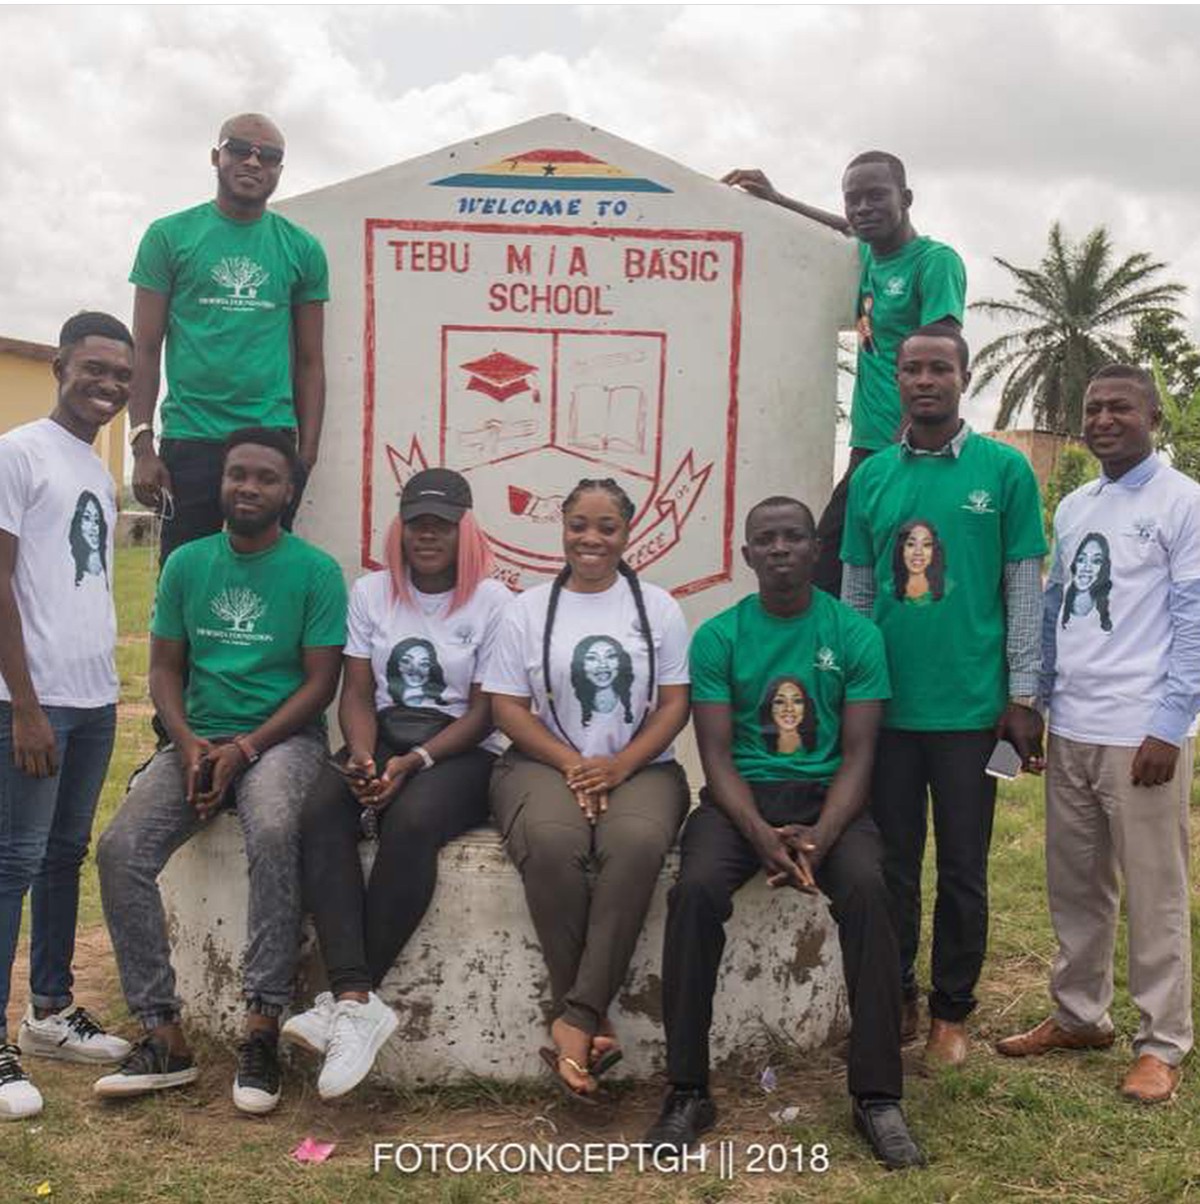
left=2, top=3, right=1197, bottom=431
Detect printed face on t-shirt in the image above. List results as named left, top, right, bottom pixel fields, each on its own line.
left=387, top=637, right=448, bottom=707
left=1062, top=532, right=1113, bottom=631
left=758, top=675, right=817, bottom=755
left=893, top=518, right=945, bottom=603
left=570, top=634, right=634, bottom=725
left=69, top=490, right=108, bottom=585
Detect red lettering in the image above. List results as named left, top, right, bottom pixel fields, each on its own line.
left=387, top=240, right=469, bottom=273
left=486, top=283, right=614, bottom=317
left=507, top=244, right=532, bottom=274
left=567, top=247, right=589, bottom=277
left=623, top=246, right=721, bottom=283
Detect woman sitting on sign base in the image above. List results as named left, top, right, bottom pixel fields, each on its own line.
left=484, top=477, right=692, bottom=1100
left=284, top=468, right=509, bottom=1100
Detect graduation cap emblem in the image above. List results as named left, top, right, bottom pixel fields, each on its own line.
left=460, top=350, right=538, bottom=402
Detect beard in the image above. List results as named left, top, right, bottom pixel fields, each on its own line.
left=224, top=505, right=283, bottom=537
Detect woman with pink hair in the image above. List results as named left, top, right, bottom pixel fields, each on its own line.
left=285, top=469, right=509, bottom=1100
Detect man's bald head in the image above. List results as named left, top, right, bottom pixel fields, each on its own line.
left=218, top=113, right=285, bottom=149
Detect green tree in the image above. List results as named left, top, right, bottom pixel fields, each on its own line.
left=970, top=224, right=1184, bottom=435
left=1043, top=443, right=1099, bottom=540
left=1150, top=361, right=1200, bottom=483
left=1131, top=311, right=1200, bottom=399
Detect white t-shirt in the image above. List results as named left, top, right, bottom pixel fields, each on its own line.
left=1049, top=458, right=1200, bottom=745
left=483, top=575, right=691, bottom=760
left=0, top=418, right=119, bottom=707
left=345, top=571, right=510, bottom=754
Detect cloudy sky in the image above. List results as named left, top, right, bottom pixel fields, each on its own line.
left=3, top=4, right=1197, bottom=429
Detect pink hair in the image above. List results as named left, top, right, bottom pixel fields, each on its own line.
left=384, top=510, right=494, bottom=614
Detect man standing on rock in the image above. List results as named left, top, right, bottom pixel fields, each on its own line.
left=724, top=151, right=966, bottom=595
left=128, top=113, right=328, bottom=562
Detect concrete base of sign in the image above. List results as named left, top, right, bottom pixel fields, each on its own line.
left=159, top=812, right=848, bottom=1083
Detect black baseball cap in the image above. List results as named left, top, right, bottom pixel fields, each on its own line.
left=400, top=468, right=473, bottom=523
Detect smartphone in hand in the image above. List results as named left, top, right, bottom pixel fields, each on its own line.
left=985, top=738, right=1023, bottom=781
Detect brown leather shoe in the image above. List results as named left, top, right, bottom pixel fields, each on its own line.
left=924, top=1019, right=968, bottom=1070
left=901, top=999, right=920, bottom=1046
left=996, top=1016, right=1115, bottom=1058
left=1121, top=1055, right=1180, bottom=1104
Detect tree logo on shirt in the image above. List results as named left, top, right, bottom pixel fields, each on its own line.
left=1131, top=517, right=1157, bottom=545
left=814, top=646, right=842, bottom=674
left=211, top=256, right=270, bottom=299
left=211, top=587, right=267, bottom=633
left=453, top=623, right=476, bottom=646
left=962, top=489, right=995, bottom=514
left=571, top=635, right=634, bottom=725
left=883, top=275, right=906, bottom=298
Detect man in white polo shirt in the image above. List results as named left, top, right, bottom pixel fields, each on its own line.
left=997, top=364, right=1200, bottom=1104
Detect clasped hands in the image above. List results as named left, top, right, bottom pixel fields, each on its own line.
left=340, top=749, right=423, bottom=809
left=757, top=822, right=823, bottom=895
left=562, top=755, right=631, bottom=824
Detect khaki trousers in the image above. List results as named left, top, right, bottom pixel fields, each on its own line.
left=1046, top=733, right=1194, bottom=1065
left=490, top=750, right=689, bottom=1036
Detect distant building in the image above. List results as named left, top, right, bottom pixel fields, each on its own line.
left=984, top=428, right=1078, bottom=492
left=0, top=334, right=125, bottom=495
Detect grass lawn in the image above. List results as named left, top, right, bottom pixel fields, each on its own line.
left=3, top=546, right=1200, bottom=1202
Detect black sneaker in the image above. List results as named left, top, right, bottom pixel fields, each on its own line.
left=852, top=1098, right=926, bottom=1170
left=233, top=1031, right=281, bottom=1115
left=644, top=1087, right=717, bottom=1153
left=93, top=1035, right=198, bottom=1098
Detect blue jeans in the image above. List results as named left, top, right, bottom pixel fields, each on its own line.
left=0, top=702, right=117, bottom=1038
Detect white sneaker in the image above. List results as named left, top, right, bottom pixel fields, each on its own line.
left=18, top=1004, right=132, bottom=1064
left=0, top=1044, right=44, bottom=1120
left=281, top=992, right=336, bottom=1057
left=317, top=994, right=398, bottom=1101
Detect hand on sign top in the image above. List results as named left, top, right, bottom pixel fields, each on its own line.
left=720, top=168, right=780, bottom=204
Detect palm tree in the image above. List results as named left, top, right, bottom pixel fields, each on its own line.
left=970, top=224, right=1184, bottom=434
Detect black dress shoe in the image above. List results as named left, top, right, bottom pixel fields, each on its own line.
left=852, top=1098, right=926, bottom=1170
left=644, top=1088, right=718, bottom=1152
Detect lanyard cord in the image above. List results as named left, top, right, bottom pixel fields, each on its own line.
left=542, top=560, right=657, bottom=752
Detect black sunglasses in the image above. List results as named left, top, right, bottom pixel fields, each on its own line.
left=219, top=137, right=284, bottom=167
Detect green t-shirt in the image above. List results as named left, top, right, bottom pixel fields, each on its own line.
left=841, top=430, right=1047, bottom=730
left=130, top=202, right=330, bottom=441
left=690, top=589, right=891, bottom=783
left=152, top=531, right=347, bottom=738
left=850, top=236, right=966, bottom=451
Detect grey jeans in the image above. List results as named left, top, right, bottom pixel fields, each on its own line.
left=97, top=731, right=327, bottom=1030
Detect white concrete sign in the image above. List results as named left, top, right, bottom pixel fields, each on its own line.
left=281, top=113, right=856, bottom=611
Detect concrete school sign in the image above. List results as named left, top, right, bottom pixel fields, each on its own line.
left=280, top=114, right=856, bottom=605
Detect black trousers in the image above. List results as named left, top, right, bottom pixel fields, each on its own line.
left=813, top=447, right=874, bottom=598
left=159, top=437, right=305, bottom=564
left=870, top=728, right=997, bottom=1022
left=662, top=783, right=903, bottom=1099
left=300, top=747, right=494, bottom=996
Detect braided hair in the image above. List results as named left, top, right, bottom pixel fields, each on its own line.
left=542, top=479, right=656, bottom=750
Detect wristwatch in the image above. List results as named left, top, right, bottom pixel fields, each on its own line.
left=128, top=422, right=154, bottom=448
left=1010, top=696, right=1039, bottom=711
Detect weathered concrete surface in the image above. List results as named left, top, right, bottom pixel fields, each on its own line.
left=160, top=814, right=848, bottom=1083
